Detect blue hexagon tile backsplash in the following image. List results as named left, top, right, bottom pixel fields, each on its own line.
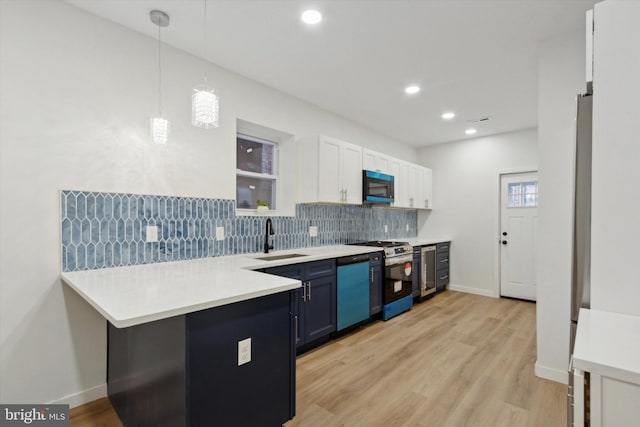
left=60, top=190, right=417, bottom=272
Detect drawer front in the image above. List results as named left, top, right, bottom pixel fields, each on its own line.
left=436, top=270, right=449, bottom=287
left=263, top=264, right=304, bottom=280
left=437, top=242, right=450, bottom=253
left=436, top=252, right=449, bottom=270
left=369, top=252, right=383, bottom=267
left=306, top=259, right=336, bottom=280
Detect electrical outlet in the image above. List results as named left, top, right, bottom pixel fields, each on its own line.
left=309, top=226, right=318, bottom=237
left=384, top=225, right=388, bottom=233
left=406, top=224, right=409, bottom=232
left=238, top=338, right=251, bottom=366
left=216, top=226, right=225, bottom=241
left=145, top=225, right=158, bottom=243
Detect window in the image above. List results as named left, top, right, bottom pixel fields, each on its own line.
left=508, top=181, right=538, bottom=208
left=236, top=133, right=278, bottom=210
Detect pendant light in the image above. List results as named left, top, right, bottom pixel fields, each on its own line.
left=150, top=10, right=170, bottom=144
left=191, top=0, right=220, bottom=129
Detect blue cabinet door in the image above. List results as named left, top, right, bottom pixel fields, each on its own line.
left=370, top=263, right=383, bottom=315
left=304, top=274, right=336, bottom=342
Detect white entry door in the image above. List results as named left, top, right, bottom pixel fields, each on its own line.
left=500, top=172, right=538, bottom=301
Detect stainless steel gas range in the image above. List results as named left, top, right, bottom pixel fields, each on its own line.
left=348, top=241, right=414, bottom=320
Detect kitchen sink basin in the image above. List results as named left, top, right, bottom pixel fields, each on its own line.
left=254, top=253, right=308, bottom=261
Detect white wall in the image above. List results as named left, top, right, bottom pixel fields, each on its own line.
left=417, top=129, right=538, bottom=297
left=535, top=30, right=585, bottom=383
left=0, top=1, right=417, bottom=405
left=590, top=0, right=640, bottom=316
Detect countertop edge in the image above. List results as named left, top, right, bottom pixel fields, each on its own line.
left=60, top=245, right=385, bottom=328
left=573, top=308, right=640, bottom=385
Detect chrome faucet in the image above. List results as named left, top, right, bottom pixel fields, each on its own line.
left=264, top=218, right=274, bottom=253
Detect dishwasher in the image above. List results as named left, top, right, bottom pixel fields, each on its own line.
left=336, top=254, right=371, bottom=331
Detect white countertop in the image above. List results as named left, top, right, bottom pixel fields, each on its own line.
left=405, top=237, right=451, bottom=247
left=573, top=308, right=640, bottom=385
left=61, top=245, right=382, bottom=328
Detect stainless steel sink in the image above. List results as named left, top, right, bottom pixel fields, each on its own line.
left=254, top=253, right=308, bottom=261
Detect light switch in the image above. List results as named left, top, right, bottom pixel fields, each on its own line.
left=309, top=226, right=318, bottom=237
left=216, top=226, right=225, bottom=240
left=145, top=225, right=158, bottom=243
left=384, top=225, right=388, bottom=233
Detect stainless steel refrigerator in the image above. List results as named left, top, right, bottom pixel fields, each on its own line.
left=567, top=91, right=593, bottom=426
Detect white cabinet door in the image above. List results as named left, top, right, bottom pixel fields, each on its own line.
left=362, top=149, right=391, bottom=175
left=341, top=141, right=363, bottom=204
left=362, top=149, right=377, bottom=172
left=377, top=154, right=391, bottom=175
left=317, top=136, right=342, bottom=203
left=399, top=162, right=418, bottom=208
left=593, top=374, right=640, bottom=427
left=417, top=166, right=433, bottom=210
left=389, top=157, right=402, bottom=207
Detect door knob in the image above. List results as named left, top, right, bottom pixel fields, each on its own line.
left=502, top=232, right=508, bottom=236
left=501, top=240, right=508, bottom=245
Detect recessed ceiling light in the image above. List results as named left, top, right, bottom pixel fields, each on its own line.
left=465, top=128, right=477, bottom=135
left=442, top=112, right=455, bottom=120
left=301, top=10, right=322, bottom=25
left=404, top=85, right=421, bottom=95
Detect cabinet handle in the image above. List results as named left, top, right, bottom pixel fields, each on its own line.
left=294, top=315, right=299, bottom=343
left=440, top=259, right=448, bottom=263
left=302, top=282, right=306, bottom=302
left=370, top=267, right=374, bottom=284
left=307, top=281, right=312, bottom=300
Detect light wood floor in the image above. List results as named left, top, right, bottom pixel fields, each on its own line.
left=70, top=291, right=566, bottom=427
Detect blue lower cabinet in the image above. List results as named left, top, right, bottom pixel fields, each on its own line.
left=369, top=253, right=383, bottom=315
left=264, top=259, right=336, bottom=351
left=107, top=291, right=296, bottom=427
left=304, top=274, right=337, bottom=341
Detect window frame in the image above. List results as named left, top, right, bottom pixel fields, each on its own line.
left=235, top=132, right=279, bottom=213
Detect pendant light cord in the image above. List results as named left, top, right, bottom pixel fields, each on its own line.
left=203, top=0, right=208, bottom=84
left=158, top=20, right=162, bottom=117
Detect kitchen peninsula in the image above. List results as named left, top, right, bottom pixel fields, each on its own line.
left=61, top=245, right=383, bottom=426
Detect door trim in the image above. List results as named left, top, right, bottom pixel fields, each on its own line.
left=493, top=167, right=538, bottom=298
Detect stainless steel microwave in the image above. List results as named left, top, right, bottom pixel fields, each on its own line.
left=362, top=170, right=394, bottom=203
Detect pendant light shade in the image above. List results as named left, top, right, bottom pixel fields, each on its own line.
left=150, top=117, right=170, bottom=144
left=150, top=10, right=170, bottom=144
left=192, top=0, right=220, bottom=129
left=192, top=84, right=219, bottom=128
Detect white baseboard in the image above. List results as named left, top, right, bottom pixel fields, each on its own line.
left=447, top=283, right=497, bottom=298
left=535, top=361, right=568, bottom=384
left=49, top=383, right=107, bottom=408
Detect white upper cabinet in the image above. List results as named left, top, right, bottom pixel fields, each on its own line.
left=298, top=135, right=362, bottom=205
left=395, top=162, right=432, bottom=210
left=417, top=166, right=433, bottom=210
left=363, top=148, right=391, bottom=175
left=389, top=157, right=402, bottom=206
left=340, top=141, right=363, bottom=204
left=299, top=135, right=431, bottom=209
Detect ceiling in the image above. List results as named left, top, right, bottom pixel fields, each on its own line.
left=66, top=0, right=596, bottom=147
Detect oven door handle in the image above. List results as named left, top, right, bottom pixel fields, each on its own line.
left=385, top=255, right=413, bottom=266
